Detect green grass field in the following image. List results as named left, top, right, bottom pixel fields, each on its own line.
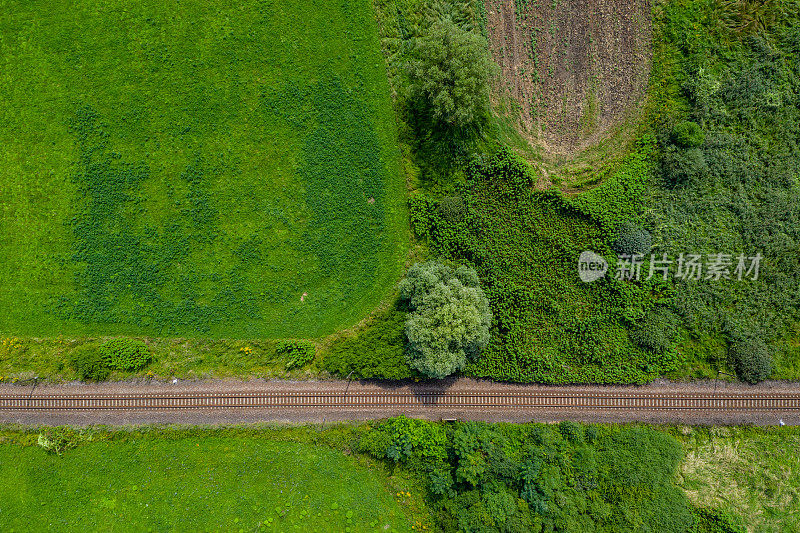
left=0, top=0, right=408, bottom=339
left=0, top=436, right=412, bottom=532
left=674, top=426, right=800, bottom=532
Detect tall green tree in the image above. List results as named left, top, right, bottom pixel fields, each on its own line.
left=399, top=261, right=492, bottom=379
left=405, top=14, right=493, bottom=135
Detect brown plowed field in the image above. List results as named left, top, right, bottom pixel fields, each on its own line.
left=486, top=0, right=651, bottom=155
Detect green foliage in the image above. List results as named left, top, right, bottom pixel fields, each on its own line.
left=405, top=10, right=494, bottom=134
left=323, top=302, right=413, bottom=380
left=0, top=0, right=407, bottom=339
left=411, top=147, right=676, bottom=384
left=276, top=340, right=316, bottom=370
left=691, top=507, right=746, bottom=533
left=612, top=222, right=653, bottom=256
left=557, top=421, right=584, bottom=444
left=715, top=0, right=779, bottom=35
left=69, top=344, right=111, bottom=382
left=100, top=338, right=151, bottom=371
left=631, top=307, right=681, bottom=353
left=377, top=415, right=449, bottom=465
left=728, top=338, right=773, bottom=383
left=659, top=146, right=709, bottom=187
left=671, top=120, right=705, bottom=147
left=648, top=0, right=800, bottom=378
left=36, top=427, right=99, bottom=456
left=362, top=418, right=694, bottom=533
left=400, top=261, right=492, bottom=379
left=437, top=195, right=467, bottom=224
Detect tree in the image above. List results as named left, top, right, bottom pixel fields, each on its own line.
left=405, top=14, right=494, bottom=135
left=399, top=261, right=492, bottom=379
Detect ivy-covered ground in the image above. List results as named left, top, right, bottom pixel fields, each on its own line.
left=0, top=0, right=408, bottom=339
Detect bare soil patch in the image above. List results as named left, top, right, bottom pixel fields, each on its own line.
left=486, top=0, right=652, bottom=157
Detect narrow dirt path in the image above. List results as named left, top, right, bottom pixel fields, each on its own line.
left=1, top=378, right=798, bottom=426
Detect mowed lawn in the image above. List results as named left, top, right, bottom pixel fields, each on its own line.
left=0, top=437, right=412, bottom=532
left=0, top=0, right=408, bottom=338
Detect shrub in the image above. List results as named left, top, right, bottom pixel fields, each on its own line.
left=691, top=506, right=746, bottom=533
left=323, top=304, right=413, bottom=380
left=400, top=261, right=492, bottom=379
left=436, top=195, right=466, bottom=224
left=36, top=427, right=97, bottom=456
left=277, top=340, right=316, bottom=369
left=69, top=344, right=111, bottom=382
left=612, top=222, right=653, bottom=256
left=728, top=339, right=773, bottom=384
left=631, top=308, right=681, bottom=353
left=671, top=121, right=705, bottom=147
left=100, top=338, right=151, bottom=371
left=558, top=420, right=584, bottom=443
left=661, top=146, right=709, bottom=187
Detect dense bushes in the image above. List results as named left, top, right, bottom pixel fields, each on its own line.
left=277, top=340, right=315, bottom=370
left=357, top=418, right=696, bottom=532
left=648, top=0, right=800, bottom=378
left=631, top=308, right=681, bottom=354
left=728, top=338, right=773, bottom=383
left=407, top=147, right=678, bottom=384
left=69, top=338, right=151, bottom=381
left=323, top=302, right=413, bottom=380
left=612, top=222, right=653, bottom=256
left=671, top=120, right=705, bottom=148
left=100, top=338, right=151, bottom=371
left=69, top=345, right=112, bottom=382
left=400, top=261, right=492, bottom=378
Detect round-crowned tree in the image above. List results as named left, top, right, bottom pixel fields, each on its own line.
left=399, top=261, right=492, bottom=379
left=405, top=15, right=494, bottom=135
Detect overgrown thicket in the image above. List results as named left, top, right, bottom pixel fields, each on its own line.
left=356, top=417, right=732, bottom=532
left=323, top=301, right=414, bottom=380
left=329, top=0, right=800, bottom=386
left=646, top=0, right=800, bottom=381
left=408, top=148, right=679, bottom=383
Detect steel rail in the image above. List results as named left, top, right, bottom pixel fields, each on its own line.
left=1, top=391, right=799, bottom=411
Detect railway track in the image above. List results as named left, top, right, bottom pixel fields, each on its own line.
left=2, top=390, right=800, bottom=411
